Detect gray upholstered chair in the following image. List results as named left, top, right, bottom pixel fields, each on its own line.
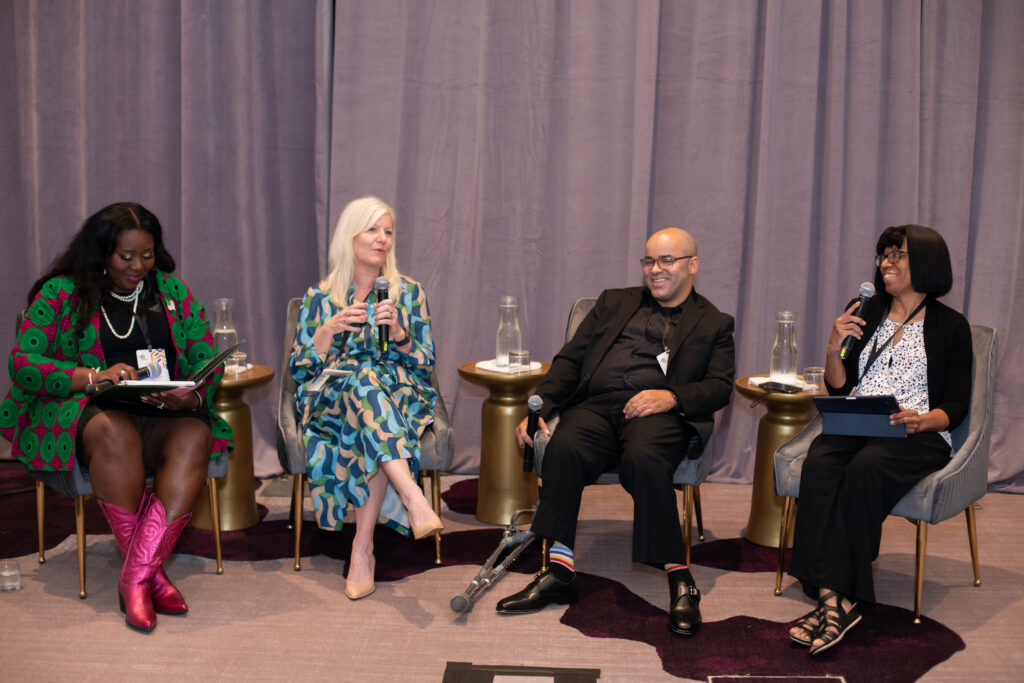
left=14, top=311, right=225, bottom=598
left=531, top=297, right=717, bottom=566
left=773, top=325, right=998, bottom=622
left=276, top=297, right=454, bottom=569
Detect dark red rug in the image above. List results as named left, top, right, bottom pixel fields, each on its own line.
left=1, top=465, right=964, bottom=680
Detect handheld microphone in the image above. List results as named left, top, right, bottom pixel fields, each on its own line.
left=839, top=282, right=876, bottom=360
left=522, top=394, right=543, bottom=473
left=84, top=362, right=160, bottom=396
left=374, top=276, right=390, bottom=350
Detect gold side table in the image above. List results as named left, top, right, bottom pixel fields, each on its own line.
left=192, top=364, right=274, bottom=531
left=735, top=374, right=820, bottom=547
left=457, top=361, right=550, bottom=524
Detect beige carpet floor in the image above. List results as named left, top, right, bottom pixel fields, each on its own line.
left=1, top=477, right=1022, bottom=682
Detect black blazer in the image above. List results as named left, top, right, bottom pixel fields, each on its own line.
left=828, top=296, right=973, bottom=431
left=535, top=287, right=735, bottom=456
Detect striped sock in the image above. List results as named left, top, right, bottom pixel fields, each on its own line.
left=665, top=563, right=694, bottom=586
left=548, top=541, right=575, bottom=581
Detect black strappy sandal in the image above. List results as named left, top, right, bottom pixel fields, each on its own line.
left=788, top=590, right=837, bottom=646
left=809, top=595, right=862, bottom=655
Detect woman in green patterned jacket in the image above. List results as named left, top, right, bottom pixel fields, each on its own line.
left=0, top=202, right=233, bottom=632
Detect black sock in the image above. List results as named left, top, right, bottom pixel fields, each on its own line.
left=666, top=565, right=695, bottom=587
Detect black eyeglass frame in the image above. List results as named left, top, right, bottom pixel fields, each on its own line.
left=640, top=255, right=695, bottom=270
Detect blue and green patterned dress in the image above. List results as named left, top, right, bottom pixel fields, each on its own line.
left=289, top=277, right=437, bottom=534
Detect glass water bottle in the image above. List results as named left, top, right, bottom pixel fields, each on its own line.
left=212, top=298, right=239, bottom=353
left=769, top=310, right=798, bottom=384
left=495, top=296, right=522, bottom=367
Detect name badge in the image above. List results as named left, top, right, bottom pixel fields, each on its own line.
left=656, top=350, right=669, bottom=375
left=136, top=348, right=171, bottom=381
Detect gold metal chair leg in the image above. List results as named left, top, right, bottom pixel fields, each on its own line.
left=429, top=470, right=443, bottom=565
left=292, top=473, right=305, bottom=571
left=541, top=537, right=549, bottom=571
left=208, top=478, right=223, bottom=575
left=775, top=497, right=794, bottom=596
left=966, top=505, right=981, bottom=587
left=914, top=520, right=927, bottom=624
left=75, top=495, right=87, bottom=599
left=693, top=485, right=705, bottom=542
left=35, top=480, right=46, bottom=565
left=683, top=485, right=693, bottom=567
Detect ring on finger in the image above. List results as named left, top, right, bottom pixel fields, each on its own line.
left=158, top=402, right=165, bottom=409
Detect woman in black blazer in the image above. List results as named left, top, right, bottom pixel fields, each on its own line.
left=787, top=225, right=972, bottom=655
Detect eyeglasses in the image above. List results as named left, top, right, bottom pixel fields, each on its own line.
left=874, top=249, right=908, bottom=267
left=641, top=255, right=694, bottom=270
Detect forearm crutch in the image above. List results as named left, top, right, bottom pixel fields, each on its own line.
left=450, top=508, right=537, bottom=613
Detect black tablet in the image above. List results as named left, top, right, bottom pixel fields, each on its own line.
left=812, top=395, right=906, bottom=438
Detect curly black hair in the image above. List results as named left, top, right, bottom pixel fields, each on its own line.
left=28, top=202, right=176, bottom=339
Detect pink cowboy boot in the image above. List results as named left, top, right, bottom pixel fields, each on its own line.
left=118, top=494, right=192, bottom=632
left=97, top=490, right=189, bottom=615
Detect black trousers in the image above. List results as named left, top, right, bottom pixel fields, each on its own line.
left=530, top=391, right=696, bottom=565
left=787, top=432, right=951, bottom=604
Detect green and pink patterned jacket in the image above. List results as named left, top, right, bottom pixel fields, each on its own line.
left=0, top=271, right=233, bottom=470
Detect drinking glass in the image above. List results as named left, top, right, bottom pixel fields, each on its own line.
left=0, top=559, right=21, bottom=592
left=509, top=349, right=530, bottom=374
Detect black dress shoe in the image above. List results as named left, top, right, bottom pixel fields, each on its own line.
left=496, top=569, right=580, bottom=614
left=669, top=582, right=702, bottom=636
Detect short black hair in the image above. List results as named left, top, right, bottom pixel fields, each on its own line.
left=873, top=224, right=953, bottom=299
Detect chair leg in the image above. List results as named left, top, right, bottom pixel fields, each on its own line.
left=693, top=485, right=705, bottom=542
left=428, top=470, right=443, bottom=566
left=292, top=473, right=305, bottom=571
left=208, top=478, right=223, bottom=575
left=35, top=480, right=46, bottom=565
left=966, top=505, right=981, bottom=587
left=75, top=495, right=87, bottom=599
left=775, top=497, right=794, bottom=596
left=914, top=520, right=928, bottom=624
left=682, top=485, right=693, bottom=567
left=541, top=538, right=549, bottom=571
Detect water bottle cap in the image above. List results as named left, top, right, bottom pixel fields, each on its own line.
left=500, top=296, right=517, bottom=306
left=775, top=310, right=796, bottom=322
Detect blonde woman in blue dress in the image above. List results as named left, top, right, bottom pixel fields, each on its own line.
left=290, top=196, right=443, bottom=600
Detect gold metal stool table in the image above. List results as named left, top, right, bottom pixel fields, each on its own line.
left=735, top=374, right=820, bottom=547
left=192, top=364, right=275, bottom=531
left=457, top=360, right=550, bottom=524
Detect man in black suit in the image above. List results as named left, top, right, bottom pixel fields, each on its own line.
left=495, top=228, right=735, bottom=636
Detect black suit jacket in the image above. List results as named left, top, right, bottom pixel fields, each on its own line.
left=536, top=287, right=735, bottom=457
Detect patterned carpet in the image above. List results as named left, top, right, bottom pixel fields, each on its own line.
left=1, top=466, right=967, bottom=681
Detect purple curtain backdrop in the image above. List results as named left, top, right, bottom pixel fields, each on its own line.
left=2, top=1, right=1022, bottom=492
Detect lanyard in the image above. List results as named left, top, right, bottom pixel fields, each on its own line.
left=858, top=298, right=927, bottom=383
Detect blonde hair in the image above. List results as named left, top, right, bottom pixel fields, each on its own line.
left=321, top=196, right=402, bottom=306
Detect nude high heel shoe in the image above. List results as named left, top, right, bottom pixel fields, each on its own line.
left=411, top=511, right=444, bottom=540
left=345, top=556, right=376, bottom=600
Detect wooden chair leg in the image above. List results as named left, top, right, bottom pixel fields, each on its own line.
left=775, top=497, right=794, bottom=596
left=35, top=480, right=46, bottom=565
left=75, top=495, right=87, bottom=599
left=429, top=470, right=443, bottom=566
left=693, top=485, right=705, bottom=542
left=292, top=473, right=305, bottom=571
left=683, top=485, right=693, bottom=567
left=208, top=478, right=223, bottom=575
left=914, top=520, right=928, bottom=624
left=966, top=505, right=981, bottom=587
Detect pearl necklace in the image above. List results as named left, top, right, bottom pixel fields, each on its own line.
left=101, top=281, right=144, bottom=340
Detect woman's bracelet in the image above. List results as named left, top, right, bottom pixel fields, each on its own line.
left=192, top=389, right=204, bottom=410
left=392, top=332, right=410, bottom=346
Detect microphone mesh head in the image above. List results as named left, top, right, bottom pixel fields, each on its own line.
left=527, top=394, right=543, bottom=411
left=374, top=276, right=390, bottom=290
left=859, top=282, right=876, bottom=298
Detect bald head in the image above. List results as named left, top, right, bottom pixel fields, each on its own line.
left=644, top=228, right=699, bottom=308
left=647, top=228, right=697, bottom=257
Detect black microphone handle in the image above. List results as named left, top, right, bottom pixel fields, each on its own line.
left=522, top=410, right=540, bottom=473
left=376, top=287, right=389, bottom=349
left=84, top=379, right=115, bottom=397
left=838, top=297, right=870, bottom=359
